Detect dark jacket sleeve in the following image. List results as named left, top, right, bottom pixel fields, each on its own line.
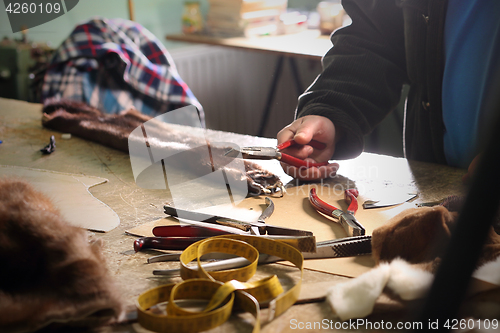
left=296, top=0, right=408, bottom=159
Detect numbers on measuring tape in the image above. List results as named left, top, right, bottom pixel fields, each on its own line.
left=138, top=235, right=305, bottom=333
left=5, top=2, right=61, bottom=14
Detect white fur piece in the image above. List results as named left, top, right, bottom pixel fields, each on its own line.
left=473, top=256, right=500, bottom=286
left=326, top=264, right=391, bottom=321
left=386, top=258, right=434, bottom=300
left=327, top=258, right=434, bottom=321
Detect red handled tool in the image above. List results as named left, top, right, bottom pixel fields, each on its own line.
left=225, top=139, right=329, bottom=168
left=135, top=197, right=313, bottom=252
left=133, top=225, right=233, bottom=252
left=309, top=188, right=365, bottom=236
left=344, top=188, right=359, bottom=215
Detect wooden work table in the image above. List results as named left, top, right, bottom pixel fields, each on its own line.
left=0, top=97, right=467, bottom=332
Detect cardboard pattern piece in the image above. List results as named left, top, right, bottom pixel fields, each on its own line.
left=0, top=165, right=120, bottom=232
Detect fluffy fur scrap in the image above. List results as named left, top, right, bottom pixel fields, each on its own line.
left=473, top=256, right=500, bottom=287
left=327, top=259, right=433, bottom=321
left=328, top=206, right=500, bottom=321
left=327, top=264, right=391, bottom=321
left=386, top=258, right=434, bottom=301
left=0, top=178, right=123, bottom=332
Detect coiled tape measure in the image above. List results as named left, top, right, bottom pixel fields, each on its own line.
left=137, top=235, right=305, bottom=333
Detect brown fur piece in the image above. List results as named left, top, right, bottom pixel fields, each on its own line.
left=42, top=100, right=281, bottom=194
left=42, top=100, right=150, bottom=152
left=0, top=178, right=123, bottom=332
left=371, top=206, right=457, bottom=265
left=371, top=206, right=500, bottom=270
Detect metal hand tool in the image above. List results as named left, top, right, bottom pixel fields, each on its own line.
left=164, top=197, right=313, bottom=237
left=135, top=197, right=314, bottom=252
left=135, top=227, right=316, bottom=252
left=225, top=139, right=330, bottom=168
left=133, top=225, right=233, bottom=251
left=309, top=188, right=366, bottom=236
left=151, top=235, right=372, bottom=277
left=363, top=192, right=418, bottom=209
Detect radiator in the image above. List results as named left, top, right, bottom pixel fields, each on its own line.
left=169, top=45, right=321, bottom=137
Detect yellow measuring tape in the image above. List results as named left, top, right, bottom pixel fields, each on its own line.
left=136, top=235, right=305, bottom=333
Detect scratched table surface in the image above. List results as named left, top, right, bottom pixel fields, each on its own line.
left=0, top=98, right=467, bottom=332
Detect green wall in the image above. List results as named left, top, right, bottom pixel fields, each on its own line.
left=0, top=0, right=198, bottom=50
left=288, top=0, right=325, bottom=11
left=0, top=0, right=321, bottom=50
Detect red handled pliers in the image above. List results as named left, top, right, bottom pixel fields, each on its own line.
left=309, top=188, right=366, bottom=236
left=225, top=139, right=330, bottom=168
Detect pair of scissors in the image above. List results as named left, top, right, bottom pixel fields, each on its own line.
left=225, top=139, right=330, bottom=168
left=308, top=188, right=366, bottom=236
left=163, top=197, right=313, bottom=237
left=134, top=197, right=314, bottom=252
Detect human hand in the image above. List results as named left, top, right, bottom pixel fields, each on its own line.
left=277, top=115, right=340, bottom=180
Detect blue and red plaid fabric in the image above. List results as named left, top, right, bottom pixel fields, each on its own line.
left=42, top=18, right=204, bottom=124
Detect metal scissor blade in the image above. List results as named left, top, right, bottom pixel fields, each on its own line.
left=164, top=205, right=252, bottom=232
left=252, top=197, right=275, bottom=235
left=164, top=206, right=219, bottom=223
left=362, top=193, right=417, bottom=209
left=258, top=197, right=274, bottom=223
left=164, top=205, right=312, bottom=237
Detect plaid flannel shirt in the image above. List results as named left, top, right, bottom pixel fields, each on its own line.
left=42, top=17, right=204, bottom=125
